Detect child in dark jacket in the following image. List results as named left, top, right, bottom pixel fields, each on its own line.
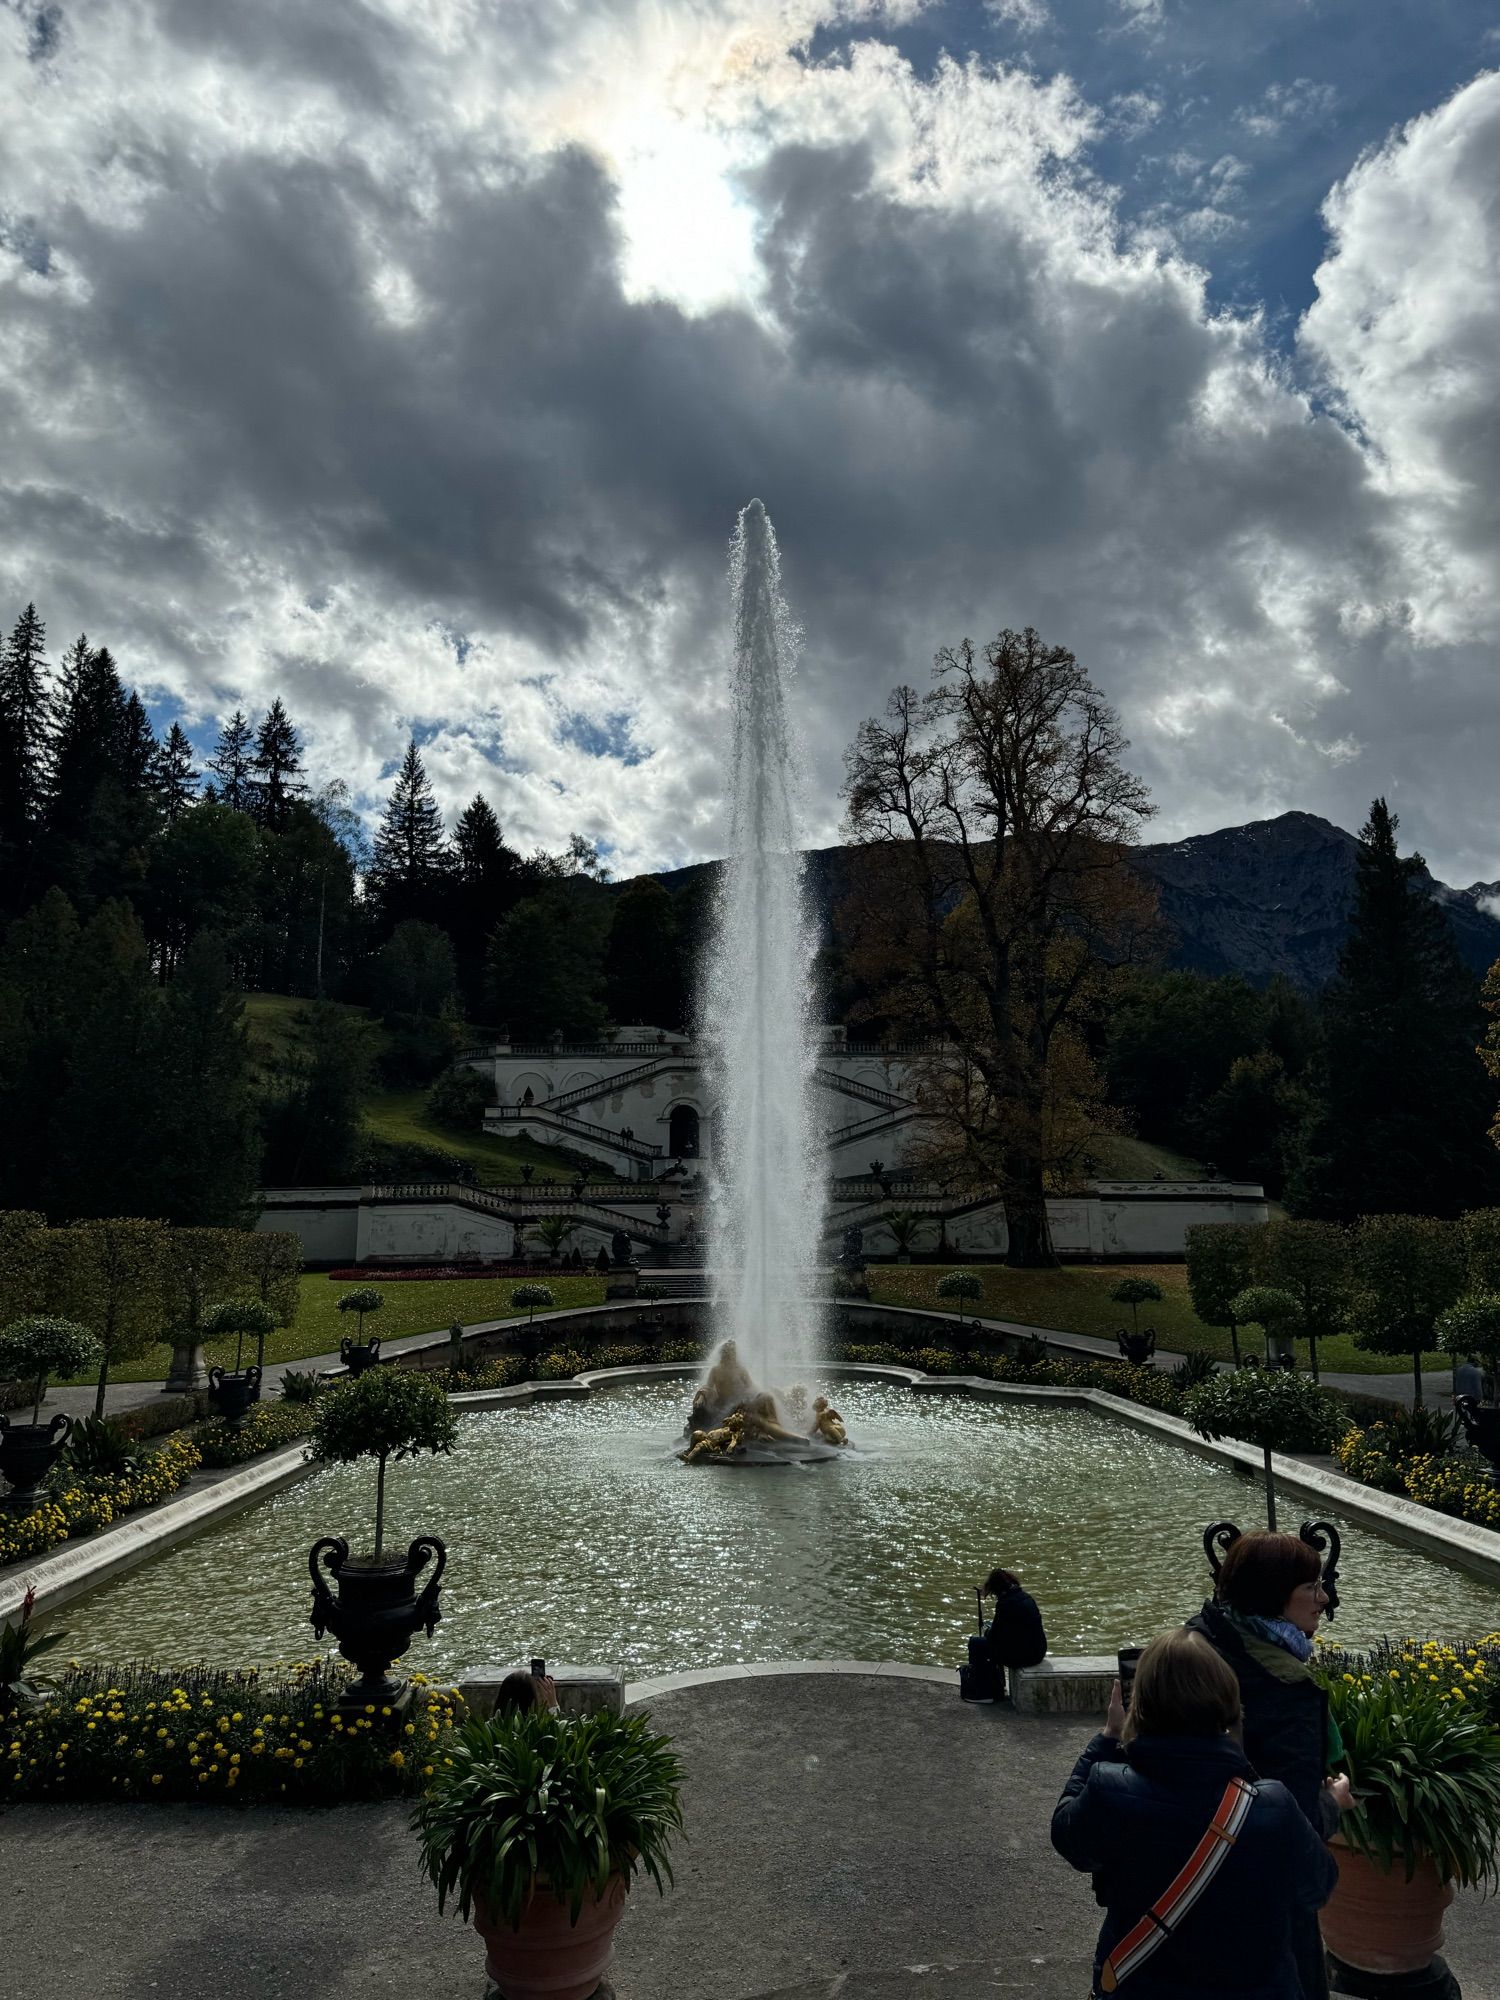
left=1051, top=1628, right=1337, bottom=1999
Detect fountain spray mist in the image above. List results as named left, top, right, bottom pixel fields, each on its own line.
left=702, top=500, right=825, bottom=1394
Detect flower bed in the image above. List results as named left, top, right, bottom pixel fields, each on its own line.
left=1335, top=1425, right=1500, bottom=1530
left=195, top=1402, right=316, bottom=1467
left=836, top=1341, right=1190, bottom=1416
left=5, top=1661, right=465, bottom=1802
left=0, top=1435, right=201, bottom=1569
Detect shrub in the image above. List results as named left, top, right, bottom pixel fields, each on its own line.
left=1185, top=1368, right=1349, bottom=1455
left=310, top=1369, right=457, bottom=1557
left=279, top=1369, right=325, bottom=1403
left=197, top=1402, right=315, bottom=1467
left=66, top=1416, right=136, bottom=1477
left=1435, top=1293, right=1500, bottom=1383
left=336, top=1288, right=385, bottom=1341
left=1110, top=1277, right=1163, bottom=1336
left=0, top=1436, right=201, bottom=1569
left=654, top=1337, right=707, bottom=1365
left=414, top=1707, right=683, bottom=1927
left=589, top=1343, right=654, bottom=1369
left=201, top=1296, right=279, bottom=1372
left=1170, top=1351, right=1217, bottom=1391
left=427, top=1063, right=495, bottom=1133
left=1401, top=1454, right=1500, bottom=1532
left=439, top=1355, right=528, bottom=1393
left=0, top=1316, right=102, bottom=1423
left=1228, top=1286, right=1300, bottom=1364
left=5, top=1661, right=465, bottom=1802
left=839, top=1342, right=907, bottom=1366
left=911, top=1346, right=961, bottom=1374
left=509, top=1283, right=555, bottom=1324
left=535, top=1349, right=589, bottom=1380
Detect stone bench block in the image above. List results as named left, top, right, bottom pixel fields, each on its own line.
left=460, top=1662, right=625, bottom=1719
left=1010, top=1656, right=1115, bottom=1715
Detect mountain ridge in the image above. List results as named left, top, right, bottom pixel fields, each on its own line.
left=651, top=810, right=1500, bottom=990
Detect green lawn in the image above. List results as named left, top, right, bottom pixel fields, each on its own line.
left=863, top=1263, right=1442, bottom=1379
left=1085, top=1134, right=1204, bottom=1179
left=68, top=1273, right=610, bottom=1385
left=363, top=1089, right=596, bottom=1185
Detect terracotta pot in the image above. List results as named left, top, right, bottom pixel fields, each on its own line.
left=1320, top=1838, right=1453, bottom=1974
left=473, top=1875, right=627, bottom=2000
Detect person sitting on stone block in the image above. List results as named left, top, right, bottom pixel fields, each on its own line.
left=495, top=1669, right=558, bottom=1715
left=964, top=1566, right=1048, bottom=1702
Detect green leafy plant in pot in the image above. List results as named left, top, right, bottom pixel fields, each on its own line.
left=0, top=1316, right=101, bottom=1508
left=414, top=1705, right=684, bottom=2000
left=201, top=1296, right=277, bottom=1427
left=307, top=1368, right=457, bottom=1709
left=336, top=1287, right=385, bottom=1374
left=1316, top=1643, right=1500, bottom=1981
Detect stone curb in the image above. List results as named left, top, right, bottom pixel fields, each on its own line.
left=627, top=1659, right=956, bottom=1703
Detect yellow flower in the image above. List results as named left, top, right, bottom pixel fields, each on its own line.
left=151, top=1774, right=163, bottom=1786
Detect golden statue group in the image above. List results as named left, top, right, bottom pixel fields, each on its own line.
left=680, top=1339, right=850, bottom=1465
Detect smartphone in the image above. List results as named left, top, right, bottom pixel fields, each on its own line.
left=530, top=1657, right=546, bottom=1679
left=1117, top=1646, right=1144, bottom=1710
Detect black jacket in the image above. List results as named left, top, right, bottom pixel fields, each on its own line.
left=981, top=1585, right=1048, bottom=1668
left=1051, top=1731, right=1338, bottom=1999
left=1186, top=1599, right=1337, bottom=1838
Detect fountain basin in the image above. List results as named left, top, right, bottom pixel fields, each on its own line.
left=46, top=1379, right=1500, bottom=1674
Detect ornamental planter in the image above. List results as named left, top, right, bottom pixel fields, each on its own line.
left=308, top=1532, right=445, bottom=1707
left=339, top=1336, right=382, bottom=1376
left=0, top=1413, right=72, bottom=1508
left=206, top=1364, right=262, bottom=1429
left=472, top=1875, right=628, bottom=2000
left=1320, top=1839, right=1454, bottom=1979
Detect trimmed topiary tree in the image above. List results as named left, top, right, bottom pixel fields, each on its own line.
left=510, top=1284, right=554, bottom=1326
left=1229, top=1285, right=1300, bottom=1368
left=1347, top=1213, right=1466, bottom=1409
left=310, top=1368, right=457, bottom=1558
left=1186, top=1367, right=1349, bottom=1529
left=202, top=1296, right=279, bottom=1374
left=336, top=1287, right=385, bottom=1342
left=1185, top=1223, right=1256, bottom=1368
left=0, top=1316, right=101, bottom=1424
left=1256, top=1217, right=1349, bottom=1384
left=1110, top=1277, right=1163, bottom=1340
left=1435, top=1294, right=1500, bottom=1402
left=935, top=1269, right=983, bottom=1324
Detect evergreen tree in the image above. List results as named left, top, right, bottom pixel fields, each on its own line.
left=146, top=800, right=262, bottom=975
left=249, top=697, right=305, bottom=828
left=484, top=878, right=610, bottom=1041
left=259, top=1001, right=374, bottom=1182
left=152, top=930, right=262, bottom=1223
left=45, top=641, right=155, bottom=907
left=255, top=800, right=358, bottom=997
left=369, top=738, right=450, bottom=927
left=0, top=603, right=51, bottom=901
left=1289, top=800, right=1500, bottom=1220
left=450, top=793, right=521, bottom=1011
left=0, top=889, right=85, bottom=1211
left=206, top=710, right=255, bottom=812
left=153, top=722, right=198, bottom=823
left=605, top=875, right=683, bottom=1027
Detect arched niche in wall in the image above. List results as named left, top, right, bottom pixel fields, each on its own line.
left=668, top=1103, right=701, bottom=1160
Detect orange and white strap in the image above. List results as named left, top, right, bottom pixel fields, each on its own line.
left=1098, top=1776, right=1256, bottom=1993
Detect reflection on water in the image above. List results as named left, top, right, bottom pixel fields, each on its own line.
left=60, top=1381, right=1500, bottom=1674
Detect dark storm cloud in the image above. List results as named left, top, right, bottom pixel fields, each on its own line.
left=1, top=2, right=1497, bottom=877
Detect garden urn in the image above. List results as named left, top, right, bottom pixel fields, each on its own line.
left=206, top=1364, right=263, bottom=1430
left=1320, top=1840, right=1455, bottom=1983
left=473, top=1876, right=628, bottom=2000
left=339, top=1335, right=382, bottom=1377
left=308, top=1532, right=446, bottom=1706
left=0, top=1412, right=72, bottom=1509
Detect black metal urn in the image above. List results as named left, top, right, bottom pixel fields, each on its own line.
left=1116, top=1327, right=1157, bottom=1368
left=206, top=1364, right=263, bottom=1429
left=339, top=1335, right=382, bottom=1377
left=308, top=1533, right=447, bottom=1706
left=0, top=1413, right=72, bottom=1509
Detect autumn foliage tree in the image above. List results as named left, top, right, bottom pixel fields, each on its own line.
left=841, top=628, right=1158, bottom=1265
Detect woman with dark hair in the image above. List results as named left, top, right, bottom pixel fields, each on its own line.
left=964, top=1567, right=1048, bottom=1701
left=1187, top=1532, right=1353, bottom=1998
left=1052, top=1629, right=1337, bottom=1999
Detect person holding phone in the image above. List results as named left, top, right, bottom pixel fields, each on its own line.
left=1186, top=1532, right=1354, bottom=1999
left=1051, top=1629, right=1337, bottom=1999
left=494, top=1662, right=559, bottom=1715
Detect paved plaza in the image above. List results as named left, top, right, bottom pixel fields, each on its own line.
left=4, top=1673, right=1499, bottom=2000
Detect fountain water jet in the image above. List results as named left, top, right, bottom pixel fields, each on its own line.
left=698, top=500, right=827, bottom=1430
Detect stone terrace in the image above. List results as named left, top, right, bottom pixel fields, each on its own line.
left=4, top=1672, right=1500, bottom=2000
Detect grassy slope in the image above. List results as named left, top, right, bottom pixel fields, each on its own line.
left=75, top=1273, right=611, bottom=1383
left=864, top=1263, right=1439, bottom=1378
left=242, top=992, right=598, bottom=1184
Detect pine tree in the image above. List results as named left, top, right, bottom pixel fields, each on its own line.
left=606, top=875, right=683, bottom=1027
left=206, top=710, right=254, bottom=812
left=153, top=722, right=198, bottom=823
left=369, top=739, right=450, bottom=927
left=451, top=793, right=521, bottom=1011
left=0, top=603, right=51, bottom=897
left=152, top=930, right=262, bottom=1223
left=48, top=638, right=126, bottom=836
left=249, top=697, right=305, bottom=828
left=46, top=640, right=146, bottom=906
left=1289, top=799, right=1500, bottom=1220
left=454, top=795, right=509, bottom=887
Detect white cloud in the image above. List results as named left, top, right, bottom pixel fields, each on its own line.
left=1236, top=77, right=1337, bottom=141
left=0, top=5, right=1497, bottom=884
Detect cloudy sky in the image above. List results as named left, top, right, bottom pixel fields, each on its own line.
left=3, top=1, right=1498, bottom=882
